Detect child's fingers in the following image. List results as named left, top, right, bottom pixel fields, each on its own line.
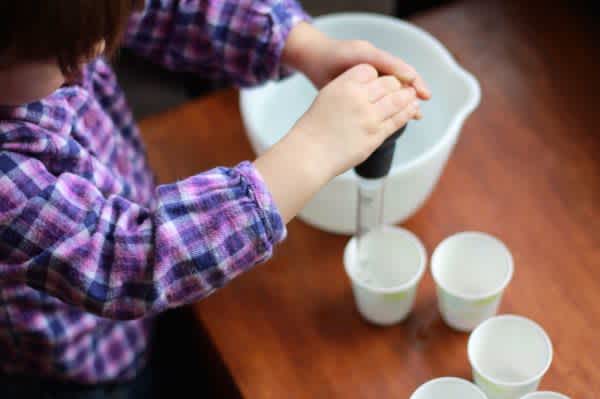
left=388, top=60, right=429, bottom=99
left=338, top=63, right=378, bottom=84
left=366, top=76, right=402, bottom=103
left=414, top=107, right=423, bottom=120
left=378, top=101, right=420, bottom=137
left=360, top=46, right=417, bottom=84
left=413, top=75, right=431, bottom=100
left=363, top=46, right=431, bottom=99
left=373, top=87, right=417, bottom=121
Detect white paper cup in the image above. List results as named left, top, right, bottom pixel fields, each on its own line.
left=431, top=231, right=513, bottom=331
left=468, top=315, right=553, bottom=399
left=410, top=377, right=487, bottom=399
left=520, top=392, right=571, bottom=399
left=343, top=226, right=427, bottom=326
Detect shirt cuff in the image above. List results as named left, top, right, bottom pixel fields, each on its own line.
left=234, top=161, right=287, bottom=245
left=261, top=0, right=312, bottom=81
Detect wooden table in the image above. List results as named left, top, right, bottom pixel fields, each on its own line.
left=139, top=0, right=600, bottom=397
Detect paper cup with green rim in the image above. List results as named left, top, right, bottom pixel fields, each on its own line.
left=520, top=392, right=571, bottom=399
left=468, top=315, right=554, bottom=399
left=343, top=226, right=427, bottom=326
left=410, top=377, right=487, bottom=399
left=431, top=231, right=513, bottom=331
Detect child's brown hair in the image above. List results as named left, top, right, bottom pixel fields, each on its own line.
left=0, top=1, right=145, bottom=75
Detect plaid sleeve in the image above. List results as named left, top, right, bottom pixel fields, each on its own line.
left=123, top=0, right=311, bottom=86
left=0, top=152, right=286, bottom=320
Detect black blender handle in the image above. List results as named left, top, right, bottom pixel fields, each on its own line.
left=354, top=124, right=407, bottom=179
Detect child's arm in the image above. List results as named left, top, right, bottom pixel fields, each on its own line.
left=255, top=64, right=421, bottom=222
left=282, top=22, right=430, bottom=99
left=123, top=0, right=309, bottom=86
left=123, top=1, right=429, bottom=98
left=0, top=150, right=284, bottom=320
left=0, top=64, right=418, bottom=320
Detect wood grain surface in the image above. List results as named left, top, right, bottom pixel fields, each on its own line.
left=139, top=0, right=599, bottom=397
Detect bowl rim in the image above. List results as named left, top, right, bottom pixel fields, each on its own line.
left=240, top=12, right=482, bottom=180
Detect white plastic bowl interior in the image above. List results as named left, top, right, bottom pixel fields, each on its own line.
left=241, top=13, right=481, bottom=234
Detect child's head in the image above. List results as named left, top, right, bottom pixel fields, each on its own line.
left=0, top=1, right=145, bottom=76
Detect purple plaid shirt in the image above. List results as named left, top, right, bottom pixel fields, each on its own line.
left=0, top=0, right=307, bottom=384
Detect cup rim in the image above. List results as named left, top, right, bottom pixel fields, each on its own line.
left=520, top=392, right=571, bottom=399
left=410, top=377, right=487, bottom=399
left=467, top=314, right=554, bottom=387
left=343, top=226, right=427, bottom=294
left=431, top=231, right=514, bottom=300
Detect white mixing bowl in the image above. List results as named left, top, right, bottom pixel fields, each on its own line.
left=240, top=13, right=481, bottom=234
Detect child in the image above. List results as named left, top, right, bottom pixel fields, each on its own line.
left=0, top=0, right=429, bottom=397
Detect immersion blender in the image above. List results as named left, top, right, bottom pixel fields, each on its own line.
left=354, top=125, right=407, bottom=274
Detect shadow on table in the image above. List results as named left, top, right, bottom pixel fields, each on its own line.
left=311, top=291, right=472, bottom=379
left=150, top=306, right=242, bottom=399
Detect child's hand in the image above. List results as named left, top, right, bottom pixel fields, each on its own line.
left=254, top=64, right=419, bottom=223
left=293, top=63, right=420, bottom=177
left=283, top=22, right=431, bottom=99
